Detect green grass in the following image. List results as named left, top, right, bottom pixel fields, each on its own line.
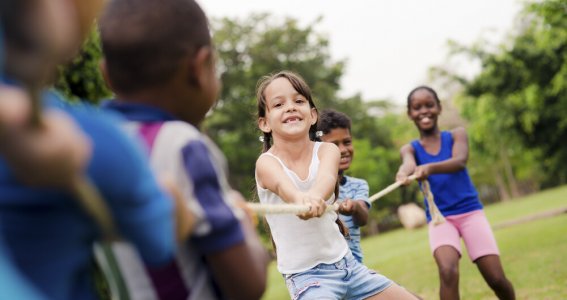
left=261, top=185, right=567, bottom=299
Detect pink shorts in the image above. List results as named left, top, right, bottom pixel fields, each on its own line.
left=428, top=210, right=500, bottom=261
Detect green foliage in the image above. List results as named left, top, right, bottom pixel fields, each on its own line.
left=463, top=0, right=567, bottom=188
left=55, top=28, right=111, bottom=103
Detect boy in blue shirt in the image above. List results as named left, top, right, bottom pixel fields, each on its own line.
left=318, top=109, right=370, bottom=263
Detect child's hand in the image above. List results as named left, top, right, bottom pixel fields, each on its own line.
left=0, top=87, right=92, bottom=189
left=338, top=199, right=356, bottom=216
left=228, top=189, right=259, bottom=227
left=159, top=174, right=195, bottom=242
left=297, top=194, right=327, bottom=220
left=396, top=171, right=413, bottom=186
left=0, top=86, right=31, bottom=128
left=413, top=165, right=431, bottom=181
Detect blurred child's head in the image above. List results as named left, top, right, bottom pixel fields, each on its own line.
left=406, top=86, right=442, bottom=132
left=318, top=109, right=353, bottom=172
left=256, top=71, right=318, bottom=152
left=0, top=0, right=104, bottom=84
left=99, top=0, right=219, bottom=126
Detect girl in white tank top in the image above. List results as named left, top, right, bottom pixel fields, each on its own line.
left=257, top=142, right=348, bottom=274
left=254, top=71, right=419, bottom=300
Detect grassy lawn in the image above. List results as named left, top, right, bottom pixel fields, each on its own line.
left=261, top=185, right=567, bottom=299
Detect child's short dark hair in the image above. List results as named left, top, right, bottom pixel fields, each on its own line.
left=99, top=0, right=211, bottom=94
left=317, top=109, right=352, bottom=134
left=406, top=85, right=441, bottom=110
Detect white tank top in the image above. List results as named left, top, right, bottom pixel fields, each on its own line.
left=256, top=142, right=348, bottom=274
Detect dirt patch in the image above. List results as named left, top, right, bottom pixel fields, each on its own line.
left=493, top=206, right=567, bottom=230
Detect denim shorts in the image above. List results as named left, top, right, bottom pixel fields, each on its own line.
left=283, top=252, right=392, bottom=300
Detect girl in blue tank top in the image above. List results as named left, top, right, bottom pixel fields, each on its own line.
left=396, top=86, right=515, bottom=300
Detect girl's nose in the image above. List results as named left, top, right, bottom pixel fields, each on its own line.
left=285, top=101, right=297, bottom=112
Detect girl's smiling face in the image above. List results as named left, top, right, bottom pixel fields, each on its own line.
left=258, top=77, right=317, bottom=139
left=408, top=89, right=441, bottom=132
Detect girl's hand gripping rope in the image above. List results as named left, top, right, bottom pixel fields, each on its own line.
left=392, top=173, right=445, bottom=225
left=296, top=193, right=327, bottom=220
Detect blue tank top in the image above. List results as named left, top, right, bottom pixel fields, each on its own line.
left=411, top=131, right=482, bottom=221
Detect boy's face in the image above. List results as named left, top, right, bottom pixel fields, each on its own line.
left=321, top=127, right=354, bottom=171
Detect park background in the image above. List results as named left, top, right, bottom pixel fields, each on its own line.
left=57, top=0, right=566, bottom=298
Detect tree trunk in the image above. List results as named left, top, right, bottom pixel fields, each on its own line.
left=494, top=169, right=511, bottom=201
left=500, top=145, right=521, bottom=198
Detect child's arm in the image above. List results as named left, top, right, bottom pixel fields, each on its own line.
left=338, top=179, right=370, bottom=226
left=339, top=200, right=369, bottom=226
left=413, top=127, right=469, bottom=180
left=205, top=190, right=268, bottom=300
left=157, top=175, right=195, bottom=242
left=309, top=142, right=341, bottom=201
left=256, top=153, right=327, bottom=219
left=396, top=143, right=417, bottom=185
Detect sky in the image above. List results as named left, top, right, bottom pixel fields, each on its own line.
left=197, top=0, right=523, bottom=105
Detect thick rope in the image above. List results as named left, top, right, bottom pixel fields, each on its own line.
left=246, top=202, right=340, bottom=215
left=248, top=176, right=418, bottom=215
left=420, top=180, right=445, bottom=225
left=368, top=175, right=417, bottom=203
left=247, top=174, right=445, bottom=225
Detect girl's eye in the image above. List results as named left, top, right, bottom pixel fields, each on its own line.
left=295, top=98, right=305, bottom=104
left=273, top=103, right=282, bottom=108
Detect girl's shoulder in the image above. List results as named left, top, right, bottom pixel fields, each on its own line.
left=317, top=141, right=340, bottom=159
left=400, top=143, right=415, bottom=153
left=449, top=127, right=468, bottom=142
left=255, top=151, right=279, bottom=169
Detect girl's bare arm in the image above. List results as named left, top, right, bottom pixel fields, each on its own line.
left=256, top=155, right=303, bottom=204
left=396, top=143, right=417, bottom=185
left=309, top=142, right=340, bottom=201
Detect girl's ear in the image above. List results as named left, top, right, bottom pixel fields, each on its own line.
left=258, top=117, right=271, bottom=134
left=310, top=108, right=318, bottom=125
